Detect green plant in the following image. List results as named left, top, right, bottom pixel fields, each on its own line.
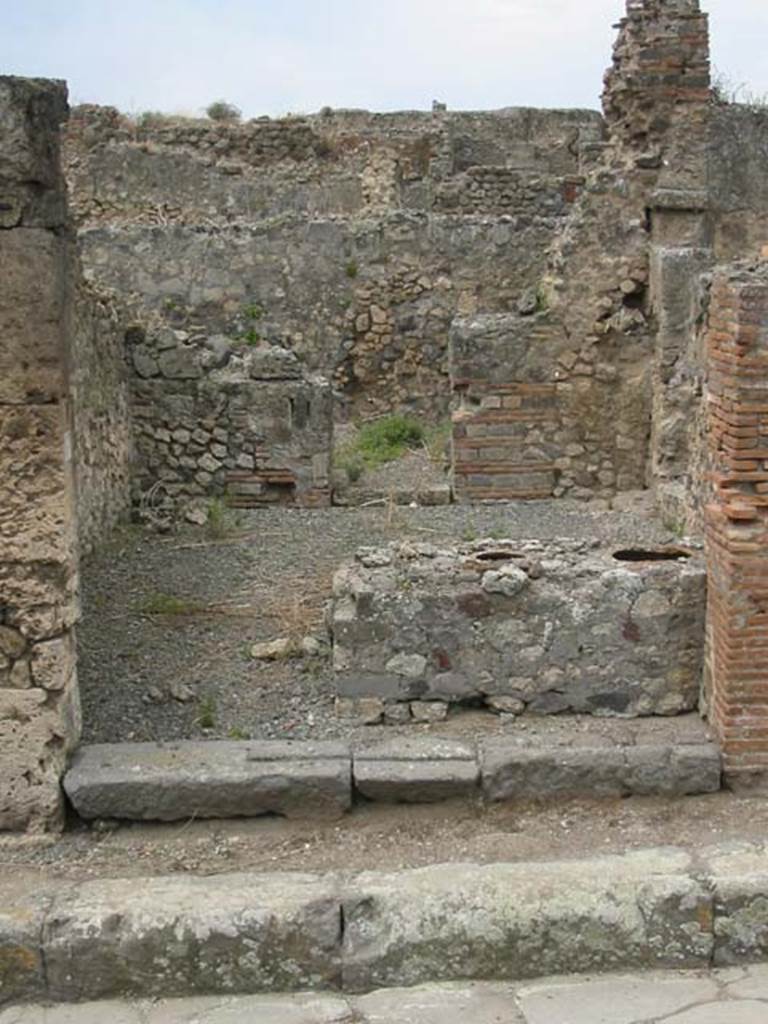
left=461, top=528, right=478, bottom=542
left=535, top=284, right=550, bottom=313
left=227, top=726, right=249, bottom=740
left=206, top=497, right=244, bottom=539
left=238, top=327, right=261, bottom=347
left=136, top=592, right=201, bottom=616
left=136, top=110, right=169, bottom=129
left=334, top=447, right=365, bottom=484
left=355, top=415, right=425, bottom=469
left=196, top=695, right=217, bottom=730
left=345, top=260, right=359, bottom=279
left=663, top=516, right=686, bottom=540
left=243, top=303, right=264, bottom=321
left=423, top=419, right=452, bottom=465
left=206, top=100, right=241, bottom=122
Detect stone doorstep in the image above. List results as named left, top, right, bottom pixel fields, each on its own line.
left=3, top=843, right=768, bottom=1005
left=63, top=741, right=353, bottom=823
left=62, top=730, right=723, bottom=823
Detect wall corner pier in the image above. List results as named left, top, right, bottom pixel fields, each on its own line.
left=704, top=263, right=768, bottom=788
left=0, top=77, right=82, bottom=831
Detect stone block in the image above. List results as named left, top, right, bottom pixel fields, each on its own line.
left=63, top=741, right=353, bottom=822
left=0, top=77, right=68, bottom=228
left=353, top=738, right=479, bottom=803
left=624, top=744, right=721, bottom=796
left=331, top=539, right=706, bottom=716
left=0, top=672, right=80, bottom=831
left=341, top=850, right=712, bottom=990
left=0, top=880, right=50, bottom=1004
left=481, top=744, right=628, bottom=801
left=0, top=404, right=76, bottom=564
left=481, top=740, right=722, bottom=802
left=0, top=231, right=70, bottom=405
left=705, top=843, right=768, bottom=966
left=43, top=873, right=343, bottom=1001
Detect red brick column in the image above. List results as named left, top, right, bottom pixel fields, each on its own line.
left=705, top=265, right=768, bottom=784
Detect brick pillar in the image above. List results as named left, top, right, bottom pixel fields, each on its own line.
left=0, top=78, right=81, bottom=830
left=705, top=264, right=768, bottom=786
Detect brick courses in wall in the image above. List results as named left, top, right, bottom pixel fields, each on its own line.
left=704, top=263, right=768, bottom=783
left=450, top=315, right=562, bottom=501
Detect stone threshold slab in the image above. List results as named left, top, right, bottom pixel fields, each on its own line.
left=2, top=842, right=768, bottom=1005
left=63, top=741, right=353, bottom=822
left=63, top=726, right=722, bottom=823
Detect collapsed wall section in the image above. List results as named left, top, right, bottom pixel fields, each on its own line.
left=0, top=77, right=81, bottom=831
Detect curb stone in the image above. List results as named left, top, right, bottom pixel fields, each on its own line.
left=2, top=843, right=768, bottom=1006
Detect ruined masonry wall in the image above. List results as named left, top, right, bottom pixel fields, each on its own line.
left=0, top=78, right=81, bottom=831
left=129, top=328, right=332, bottom=508
left=331, top=539, right=706, bottom=718
left=64, top=105, right=602, bottom=420
left=71, top=277, right=133, bottom=551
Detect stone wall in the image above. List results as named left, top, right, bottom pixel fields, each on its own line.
left=331, top=539, right=706, bottom=718
left=710, top=105, right=768, bottom=261
left=0, top=77, right=82, bottom=831
left=63, top=105, right=601, bottom=421
left=129, top=328, right=332, bottom=508
left=70, top=278, right=133, bottom=550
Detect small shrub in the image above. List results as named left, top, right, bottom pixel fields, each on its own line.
left=137, top=592, right=201, bottom=616
left=206, top=497, right=243, bottom=539
left=243, top=303, right=264, bottom=321
left=242, top=327, right=261, bottom=346
left=136, top=110, right=169, bottom=129
left=345, top=260, right=359, bottom=280
left=356, top=415, right=425, bottom=468
left=423, top=419, right=452, bottom=465
left=227, top=726, right=249, bottom=740
left=196, top=695, right=217, bottom=730
left=206, top=100, right=242, bottom=123
left=335, top=449, right=365, bottom=483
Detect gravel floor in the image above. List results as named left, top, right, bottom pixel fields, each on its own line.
left=78, top=499, right=678, bottom=745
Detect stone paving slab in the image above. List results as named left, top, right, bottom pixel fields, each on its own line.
left=2, top=967, right=768, bottom=1022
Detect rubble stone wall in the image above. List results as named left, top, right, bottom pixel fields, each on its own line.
left=331, top=539, right=706, bottom=718
left=129, top=327, right=333, bottom=508
left=63, top=105, right=601, bottom=420
left=0, top=77, right=82, bottom=831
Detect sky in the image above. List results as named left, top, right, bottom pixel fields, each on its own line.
left=3, top=1, right=768, bottom=118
